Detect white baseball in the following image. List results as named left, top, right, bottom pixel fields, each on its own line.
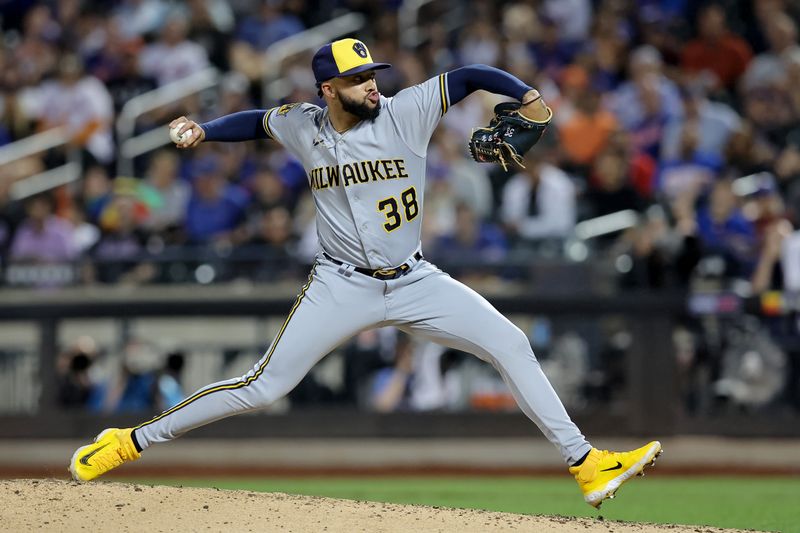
left=169, top=122, right=193, bottom=144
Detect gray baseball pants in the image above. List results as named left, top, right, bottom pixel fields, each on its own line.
left=134, top=256, right=592, bottom=464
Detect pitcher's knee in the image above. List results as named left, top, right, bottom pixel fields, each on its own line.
left=493, top=326, right=537, bottom=363
left=235, top=381, right=290, bottom=410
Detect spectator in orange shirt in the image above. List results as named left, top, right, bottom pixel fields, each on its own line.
left=557, top=65, right=618, bottom=173
left=680, top=3, right=753, bottom=92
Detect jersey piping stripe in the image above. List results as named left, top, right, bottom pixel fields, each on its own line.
left=438, top=73, right=449, bottom=116
left=133, top=264, right=317, bottom=431
left=262, top=108, right=277, bottom=139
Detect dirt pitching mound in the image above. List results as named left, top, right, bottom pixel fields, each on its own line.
left=1, top=479, right=748, bottom=532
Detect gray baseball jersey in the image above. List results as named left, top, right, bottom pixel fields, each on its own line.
left=262, top=75, right=447, bottom=268
left=132, top=74, right=592, bottom=466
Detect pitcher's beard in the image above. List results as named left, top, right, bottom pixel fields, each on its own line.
left=341, top=94, right=381, bottom=121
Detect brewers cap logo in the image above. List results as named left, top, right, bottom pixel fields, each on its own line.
left=311, top=38, right=391, bottom=84
left=352, top=41, right=368, bottom=58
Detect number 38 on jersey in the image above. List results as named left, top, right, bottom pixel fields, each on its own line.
left=377, top=186, right=419, bottom=232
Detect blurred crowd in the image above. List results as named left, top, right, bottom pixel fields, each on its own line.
left=0, top=0, right=797, bottom=293
left=57, top=335, right=186, bottom=413
left=52, top=323, right=623, bottom=415
left=1, top=0, right=799, bottom=416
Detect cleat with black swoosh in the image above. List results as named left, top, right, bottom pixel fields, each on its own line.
left=569, top=441, right=662, bottom=508
left=69, top=428, right=141, bottom=482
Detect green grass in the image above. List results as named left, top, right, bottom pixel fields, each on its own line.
left=119, top=476, right=800, bottom=532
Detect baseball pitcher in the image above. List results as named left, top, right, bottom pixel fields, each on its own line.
left=70, top=39, right=661, bottom=508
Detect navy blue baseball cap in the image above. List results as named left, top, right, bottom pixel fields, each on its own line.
left=312, top=38, right=391, bottom=84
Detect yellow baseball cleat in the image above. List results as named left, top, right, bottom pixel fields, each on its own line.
left=69, top=428, right=141, bottom=482
left=569, top=440, right=662, bottom=508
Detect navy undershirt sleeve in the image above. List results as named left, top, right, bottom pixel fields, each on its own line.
left=446, top=64, right=532, bottom=106
left=199, top=67, right=530, bottom=139
left=199, top=110, right=269, bottom=142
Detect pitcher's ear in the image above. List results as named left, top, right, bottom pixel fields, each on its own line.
left=321, top=81, right=336, bottom=99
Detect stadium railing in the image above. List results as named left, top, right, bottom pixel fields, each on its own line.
left=0, top=127, right=82, bottom=201
left=398, top=0, right=466, bottom=50
left=398, top=0, right=437, bottom=49
left=116, top=68, right=221, bottom=177
left=262, top=12, right=366, bottom=106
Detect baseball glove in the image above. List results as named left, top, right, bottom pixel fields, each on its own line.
left=468, top=101, right=553, bottom=171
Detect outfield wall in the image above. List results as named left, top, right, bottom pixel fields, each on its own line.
left=1, top=288, right=798, bottom=440
left=1, top=437, right=799, bottom=478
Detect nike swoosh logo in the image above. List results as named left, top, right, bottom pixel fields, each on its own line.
left=600, top=461, right=623, bottom=472
left=79, top=443, right=109, bottom=466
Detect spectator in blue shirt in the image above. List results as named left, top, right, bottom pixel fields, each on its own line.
left=434, top=202, right=508, bottom=281
left=695, top=179, right=758, bottom=278
left=157, top=351, right=185, bottom=410
left=528, top=15, right=581, bottom=81
left=608, top=46, right=682, bottom=145
left=661, top=85, right=741, bottom=163
left=184, top=156, right=249, bottom=244
left=101, top=339, right=161, bottom=413
left=235, top=1, right=304, bottom=51
left=656, top=118, right=724, bottom=202
left=229, top=1, right=305, bottom=81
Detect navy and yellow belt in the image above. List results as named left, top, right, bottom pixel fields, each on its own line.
left=322, top=251, right=423, bottom=280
